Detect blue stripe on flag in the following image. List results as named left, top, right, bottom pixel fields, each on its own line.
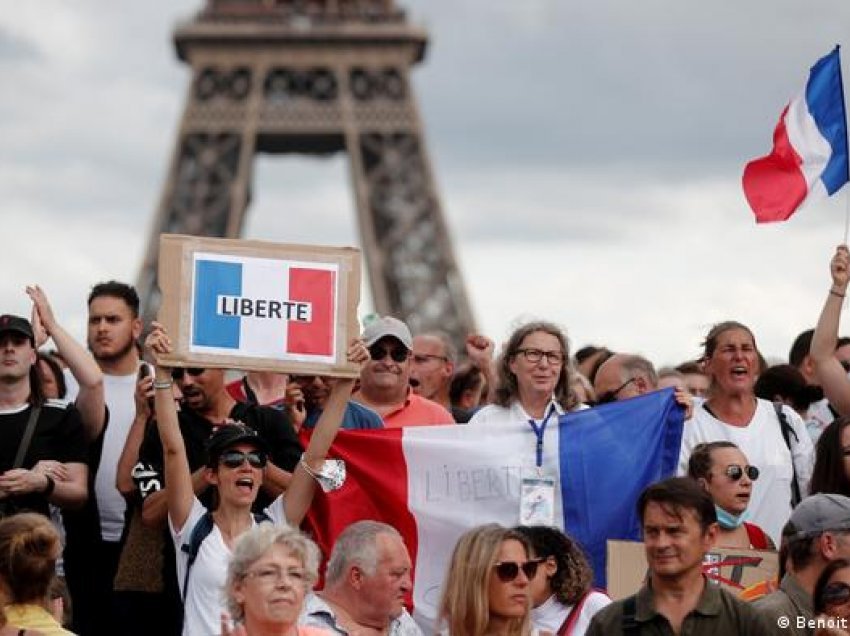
left=805, top=47, right=849, bottom=195
left=193, top=259, right=242, bottom=348
left=558, top=388, right=684, bottom=588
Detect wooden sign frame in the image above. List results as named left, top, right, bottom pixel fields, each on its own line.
left=156, top=234, right=361, bottom=377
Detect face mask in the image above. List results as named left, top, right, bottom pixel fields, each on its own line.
left=715, top=505, right=749, bottom=530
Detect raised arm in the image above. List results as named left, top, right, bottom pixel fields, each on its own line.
left=116, top=374, right=153, bottom=498
left=812, top=245, right=850, bottom=415
left=147, top=322, right=195, bottom=531
left=283, top=340, right=367, bottom=525
left=28, top=285, right=106, bottom=440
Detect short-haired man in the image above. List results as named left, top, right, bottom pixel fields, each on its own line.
left=300, top=520, right=421, bottom=635
left=352, top=316, right=454, bottom=427
left=587, top=477, right=770, bottom=635
left=754, top=493, right=850, bottom=634
left=593, top=353, right=693, bottom=417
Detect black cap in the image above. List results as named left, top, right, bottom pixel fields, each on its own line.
left=0, top=315, right=34, bottom=344
left=205, top=424, right=270, bottom=467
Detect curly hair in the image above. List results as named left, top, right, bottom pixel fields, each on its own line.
left=514, top=526, right=592, bottom=606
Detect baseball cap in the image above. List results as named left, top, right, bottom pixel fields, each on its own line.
left=0, top=315, right=34, bottom=344
left=783, top=493, right=850, bottom=541
left=361, top=314, right=412, bottom=349
left=205, top=424, right=270, bottom=467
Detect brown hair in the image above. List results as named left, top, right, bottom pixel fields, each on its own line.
left=0, top=513, right=61, bottom=604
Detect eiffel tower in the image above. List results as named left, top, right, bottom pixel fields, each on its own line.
left=136, top=0, right=476, bottom=347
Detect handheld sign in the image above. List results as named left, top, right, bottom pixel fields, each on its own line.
left=157, top=234, right=361, bottom=377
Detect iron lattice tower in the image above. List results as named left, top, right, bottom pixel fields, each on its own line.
left=136, top=0, right=476, bottom=345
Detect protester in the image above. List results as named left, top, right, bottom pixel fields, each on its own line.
left=678, top=320, right=813, bottom=544
left=812, top=558, right=850, bottom=635
left=810, top=417, right=850, bottom=497
left=812, top=245, right=850, bottom=420
left=0, top=512, right=75, bottom=635
left=225, top=371, right=307, bottom=429
left=675, top=360, right=711, bottom=399
left=754, top=494, right=850, bottom=634
left=146, top=322, right=367, bottom=636
left=687, top=441, right=774, bottom=549
left=36, top=352, right=67, bottom=401
left=586, top=477, right=770, bottom=635
left=290, top=373, right=383, bottom=430
left=299, top=520, right=420, bottom=635
left=514, top=525, right=610, bottom=636
left=657, top=367, right=687, bottom=393
left=592, top=353, right=692, bottom=415
left=754, top=364, right=821, bottom=423
left=438, top=524, right=536, bottom=636
left=449, top=361, right=487, bottom=414
left=222, top=524, right=325, bottom=636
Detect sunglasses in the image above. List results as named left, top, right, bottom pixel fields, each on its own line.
left=597, top=377, right=637, bottom=405
left=724, top=464, right=759, bottom=481
left=822, top=581, right=850, bottom=606
left=172, top=367, right=205, bottom=380
left=218, top=450, right=267, bottom=469
left=493, top=559, right=541, bottom=583
left=368, top=344, right=409, bottom=363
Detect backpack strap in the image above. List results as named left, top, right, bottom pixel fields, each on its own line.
left=773, top=402, right=802, bottom=507
left=180, top=511, right=215, bottom=603
left=621, top=594, right=640, bottom=636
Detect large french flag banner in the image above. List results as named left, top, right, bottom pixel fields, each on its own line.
left=743, top=46, right=849, bottom=223
left=190, top=252, right=338, bottom=363
left=305, top=389, right=683, bottom=629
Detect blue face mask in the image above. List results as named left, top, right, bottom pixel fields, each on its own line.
left=715, top=505, right=749, bottom=529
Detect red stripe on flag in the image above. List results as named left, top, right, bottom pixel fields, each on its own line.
left=303, top=428, right=419, bottom=601
left=742, top=104, right=808, bottom=223
left=288, top=268, right=335, bottom=356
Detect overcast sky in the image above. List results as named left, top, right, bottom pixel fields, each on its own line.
left=3, top=1, right=850, bottom=368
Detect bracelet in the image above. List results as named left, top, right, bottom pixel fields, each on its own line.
left=42, top=474, right=55, bottom=497
left=831, top=288, right=846, bottom=298
left=153, top=379, right=173, bottom=390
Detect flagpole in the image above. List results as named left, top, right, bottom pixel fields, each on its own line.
left=839, top=44, right=850, bottom=244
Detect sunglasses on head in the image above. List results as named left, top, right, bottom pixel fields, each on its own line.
left=368, top=344, right=409, bottom=363
left=724, top=464, right=759, bottom=481
left=171, top=367, right=205, bottom=380
left=823, top=581, right=850, bottom=606
left=493, top=559, right=541, bottom=583
left=218, top=449, right=267, bottom=469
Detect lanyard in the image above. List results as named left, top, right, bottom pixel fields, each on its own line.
left=526, top=404, right=557, bottom=469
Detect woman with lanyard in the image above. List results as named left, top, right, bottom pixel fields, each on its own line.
left=468, top=322, right=576, bottom=525
left=678, top=320, right=813, bottom=546
left=145, top=322, right=367, bottom=636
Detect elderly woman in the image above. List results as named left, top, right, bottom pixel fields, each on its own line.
left=222, top=524, right=328, bottom=636
left=438, top=523, right=538, bottom=636
left=0, top=512, right=73, bottom=635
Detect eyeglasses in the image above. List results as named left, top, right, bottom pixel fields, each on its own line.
left=368, top=344, right=409, bottom=363
left=724, top=464, right=759, bottom=481
left=412, top=353, right=448, bottom=365
left=218, top=450, right=267, bottom=469
left=822, top=581, right=850, bottom=606
left=514, top=348, right=565, bottom=365
left=597, top=377, right=637, bottom=405
left=493, top=558, right=542, bottom=582
left=244, top=565, right=306, bottom=586
left=171, top=367, right=205, bottom=380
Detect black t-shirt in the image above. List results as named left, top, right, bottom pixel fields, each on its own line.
left=136, top=401, right=302, bottom=509
left=0, top=401, right=88, bottom=517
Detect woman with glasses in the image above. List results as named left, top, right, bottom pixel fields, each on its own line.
left=145, top=322, right=367, bottom=636
left=514, top=526, right=610, bottom=636
left=678, top=321, right=813, bottom=547
left=221, top=524, right=328, bottom=636
left=438, top=524, right=540, bottom=636
left=687, top=442, right=774, bottom=550
left=813, top=558, right=850, bottom=636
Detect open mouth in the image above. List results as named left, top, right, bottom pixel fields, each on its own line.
left=731, top=366, right=748, bottom=378
left=235, top=477, right=254, bottom=493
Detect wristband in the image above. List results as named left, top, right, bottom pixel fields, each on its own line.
left=42, top=474, right=55, bottom=497
left=153, top=379, right=174, bottom=390
left=830, top=288, right=846, bottom=298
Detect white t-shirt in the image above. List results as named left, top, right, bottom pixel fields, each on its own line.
left=531, top=591, right=611, bottom=636
left=805, top=397, right=835, bottom=444
left=678, top=399, right=813, bottom=545
left=66, top=369, right=140, bottom=541
left=171, top=496, right=288, bottom=636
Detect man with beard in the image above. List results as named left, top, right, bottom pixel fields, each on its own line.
left=62, top=281, right=147, bottom=635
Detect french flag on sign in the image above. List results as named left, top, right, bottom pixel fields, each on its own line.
left=190, top=252, right=337, bottom=362
left=743, top=46, right=850, bottom=223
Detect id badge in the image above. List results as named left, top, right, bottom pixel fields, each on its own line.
left=519, top=476, right=555, bottom=526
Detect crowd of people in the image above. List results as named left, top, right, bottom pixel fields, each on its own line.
left=6, top=245, right=850, bottom=634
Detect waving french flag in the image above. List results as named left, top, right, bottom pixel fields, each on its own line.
left=743, top=47, right=849, bottom=223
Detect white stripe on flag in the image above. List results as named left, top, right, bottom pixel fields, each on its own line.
left=785, top=91, right=832, bottom=194
left=239, top=258, right=290, bottom=355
